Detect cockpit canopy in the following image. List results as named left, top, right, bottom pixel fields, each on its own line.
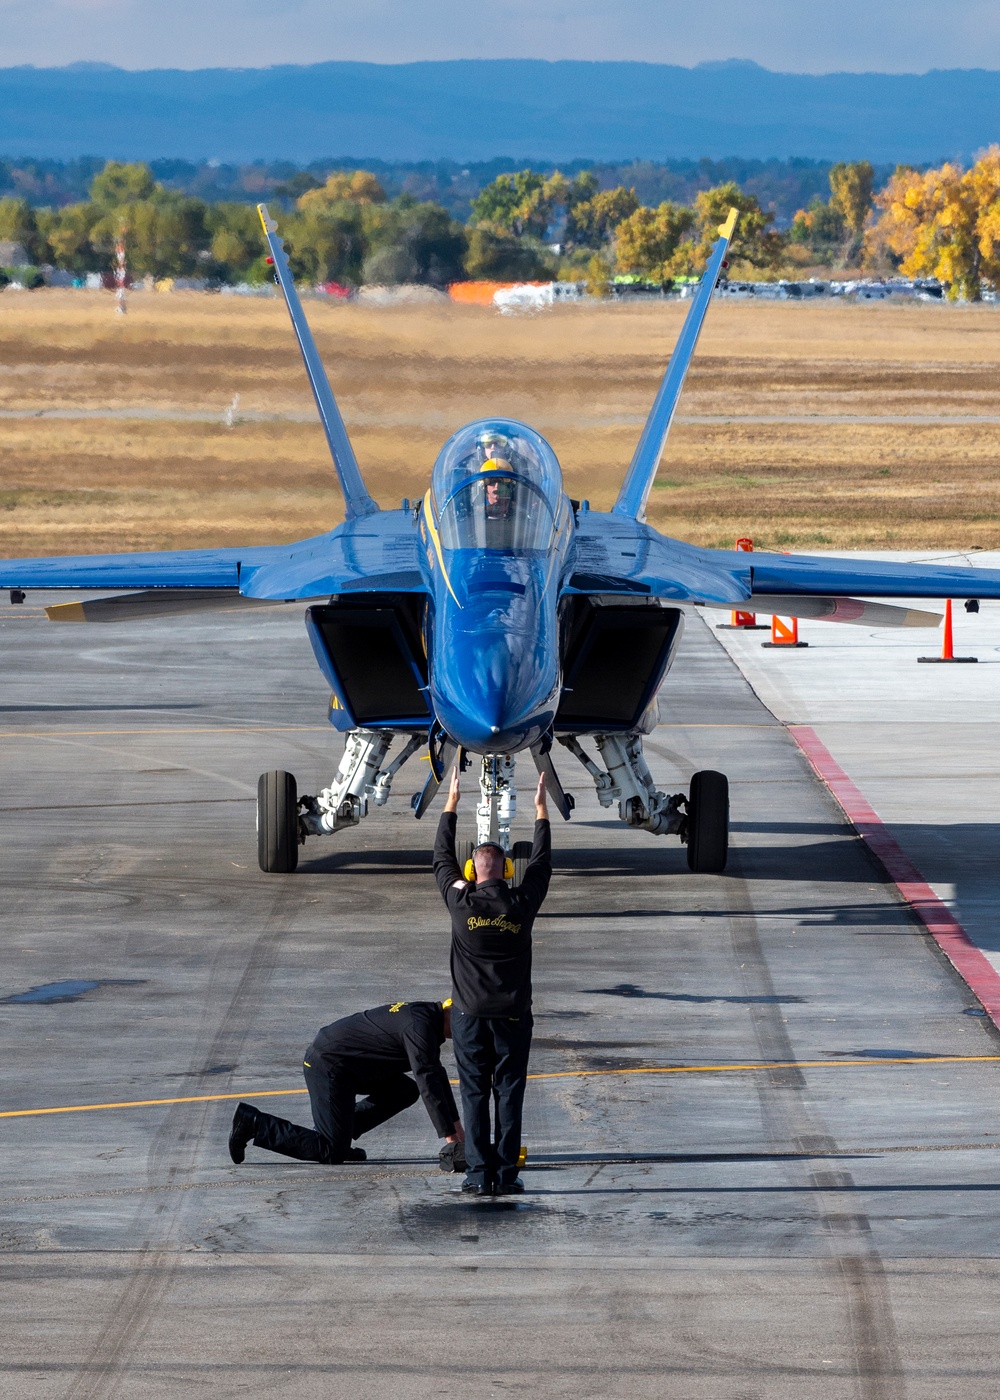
left=431, top=419, right=563, bottom=551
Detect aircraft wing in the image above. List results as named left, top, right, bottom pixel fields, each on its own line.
left=568, top=516, right=1000, bottom=613
left=0, top=513, right=425, bottom=619
left=729, top=548, right=1000, bottom=602
left=568, top=515, right=751, bottom=605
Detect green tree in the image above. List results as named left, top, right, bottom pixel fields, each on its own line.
left=463, top=226, right=551, bottom=281
left=829, top=161, right=875, bottom=237
left=566, top=186, right=640, bottom=250
left=206, top=202, right=267, bottom=281
left=36, top=202, right=102, bottom=272
left=91, top=194, right=210, bottom=278
left=89, top=161, right=156, bottom=208
left=470, top=170, right=548, bottom=238
left=671, top=183, right=785, bottom=275
left=614, top=201, right=695, bottom=281
left=284, top=202, right=366, bottom=284
left=0, top=196, right=45, bottom=261
left=788, top=198, right=847, bottom=263
left=362, top=199, right=467, bottom=285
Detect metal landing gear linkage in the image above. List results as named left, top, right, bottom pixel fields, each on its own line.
left=298, top=729, right=423, bottom=836
left=260, top=724, right=727, bottom=876
left=557, top=733, right=729, bottom=873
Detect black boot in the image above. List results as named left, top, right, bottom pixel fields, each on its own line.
left=228, top=1102, right=258, bottom=1164
left=251, top=1107, right=367, bottom=1164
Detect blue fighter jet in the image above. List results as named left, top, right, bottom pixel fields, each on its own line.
left=4, top=204, right=1000, bottom=876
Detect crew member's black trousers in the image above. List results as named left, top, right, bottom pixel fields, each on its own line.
left=451, top=1009, right=532, bottom=1187
left=249, top=1051, right=420, bottom=1163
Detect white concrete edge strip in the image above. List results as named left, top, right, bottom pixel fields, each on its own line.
left=790, top=724, right=1000, bottom=1030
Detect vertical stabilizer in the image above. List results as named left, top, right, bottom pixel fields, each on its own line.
left=613, top=208, right=738, bottom=522
left=258, top=204, right=379, bottom=520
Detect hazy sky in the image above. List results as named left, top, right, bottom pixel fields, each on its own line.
left=0, top=0, right=997, bottom=73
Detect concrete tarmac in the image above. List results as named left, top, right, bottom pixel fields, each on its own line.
left=3, top=597, right=1000, bottom=1397
left=713, top=550, right=1000, bottom=970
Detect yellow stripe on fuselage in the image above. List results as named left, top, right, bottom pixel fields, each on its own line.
left=422, top=492, right=461, bottom=607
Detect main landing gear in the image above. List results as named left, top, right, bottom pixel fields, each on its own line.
left=256, top=727, right=728, bottom=874
left=557, top=733, right=729, bottom=873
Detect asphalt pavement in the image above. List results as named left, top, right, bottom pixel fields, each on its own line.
left=2, top=596, right=999, bottom=1398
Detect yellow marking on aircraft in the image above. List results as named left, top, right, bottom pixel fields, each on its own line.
left=422, top=491, right=461, bottom=606
left=718, top=207, right=739, bottom=239
left=44, top=602, right=87, bottom=622
left=4, top=1055, right=999, bottom=1118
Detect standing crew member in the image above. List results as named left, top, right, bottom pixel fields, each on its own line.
left=434, top=769, right=551, bottom=1196
left=228, top=1000, right=464, bottom=1167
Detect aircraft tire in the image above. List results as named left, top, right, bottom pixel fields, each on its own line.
left=511, top=840, right=533, bottom=888
left=457, top=840, right=475, bottom=881
left=686, top=770, right=729, bottom=874
left=257, top=769, right=299, bottom=873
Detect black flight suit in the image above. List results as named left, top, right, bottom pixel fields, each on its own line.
left=434, top=812, right=551, bottom=1188
left=247, top=1001, right=459, bottom=1163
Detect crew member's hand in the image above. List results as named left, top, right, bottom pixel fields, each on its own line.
left=535, top=771, right=548, bottom=820
left=444, top=766, right=461, bottom=813
left=445, top=1121, right=466, bottom=1144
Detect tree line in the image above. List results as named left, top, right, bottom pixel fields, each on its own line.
left=1, top=155, right=999, bottom=298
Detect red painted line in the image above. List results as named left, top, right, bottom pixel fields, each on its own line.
left=789, top=725, right=1000, bottom=1028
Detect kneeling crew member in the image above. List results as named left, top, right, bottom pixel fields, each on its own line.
left=228, top=1000, right=464, bottom=1166
left=434, top=769, right=551, bottom=1196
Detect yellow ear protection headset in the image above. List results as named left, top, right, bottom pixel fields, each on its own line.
left=464, top=843, right=515, bottom=881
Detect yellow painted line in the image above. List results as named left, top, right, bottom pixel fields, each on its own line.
left=0, top=726, right=329, bottom=739
left=4, top=1055, right=999, bottom=1120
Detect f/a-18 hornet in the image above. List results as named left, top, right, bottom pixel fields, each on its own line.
left=4, top=206, right=1000, bottom=876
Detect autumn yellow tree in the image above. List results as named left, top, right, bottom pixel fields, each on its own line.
left=614, top=201, right=695, bottom=281
left=867, top=148, right=1000, bottom=299
left=671, top=183, right=785, bottom=275
left=297, top=170, right=386, bottom=211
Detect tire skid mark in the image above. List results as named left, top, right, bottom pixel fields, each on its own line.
left=65, top=889, right=298, bottom=1400
left=724, top=853, right=906, bottom=1400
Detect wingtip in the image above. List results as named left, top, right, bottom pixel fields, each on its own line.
left=257, top=203, right=278, bottom=235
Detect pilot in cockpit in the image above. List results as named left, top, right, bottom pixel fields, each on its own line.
left=483, top=470, right=513, bottom=520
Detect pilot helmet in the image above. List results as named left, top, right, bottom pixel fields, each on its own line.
left=476, top=428, right=511, bottom=463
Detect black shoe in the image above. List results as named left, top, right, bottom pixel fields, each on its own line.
left=461, top=1176, right=494, bottom=1196
left=494, top=1177, right=525, bottom=1195
left=335, top=1146, right=367, bottom=1163
left=228, top=1102, right=258, bottom=1164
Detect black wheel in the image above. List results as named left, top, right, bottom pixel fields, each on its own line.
left=686, top=770, right=729, bottom=873
left=257, top=770, right=299, bottom=873
left=457, top=840, right=475, bottom=881
left=511, top=840, right=533, bottom=887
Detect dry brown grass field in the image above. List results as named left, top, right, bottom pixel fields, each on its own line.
left=2, top=288, right=1000, bottom=556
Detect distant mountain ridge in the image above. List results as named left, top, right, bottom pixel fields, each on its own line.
left=0, top=59, right=997, bottom=164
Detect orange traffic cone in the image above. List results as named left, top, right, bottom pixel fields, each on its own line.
left=762, top=613, right=808, bottom=648
left=716, top=538, right=770, bottom=630
left=918, top=599, right=977, bottom=663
